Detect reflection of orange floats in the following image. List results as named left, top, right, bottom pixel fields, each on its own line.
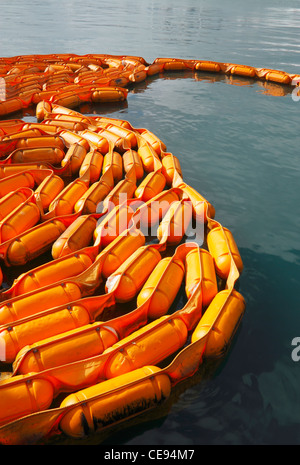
left=0, top=53, right=296, bottom=120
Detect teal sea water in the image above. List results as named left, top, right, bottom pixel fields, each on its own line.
left=0, top=0, right=300, bottom=445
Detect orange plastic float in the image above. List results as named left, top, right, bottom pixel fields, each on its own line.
left=59, top=366, right=171, bottom=439
left=0, top=293, right=116, bottom=364
left=105, top=245, right=162, bottom=302
left=51, top=214, right=98, bottom=259
left=0, top=249, right=96, bottom=300
left=185, top=247, right=218, bottom=308
left=78, top=149, right=103, bottom=183
left=34, top=174, right=65, bottom=211
left=0, top=188, right=33, bottom=221
left=2, top=217, right=69, bottom=266
left=191, top=289, right=246, bottom=358
left=102, top=150, right=123, bottom=182
left=157, top=198, right=193, bottom=245
left=137, top=256, right=185, bottom=319
left=134, top=188, right=180, bottom=230
left=123, top=149, right=144, bottom=180
left=93, top=203, right=134, bottom=248
left=161, top=152, right=182, bottom=186
left=73, top=178, right=112, bottom=214
left=0, top=199, right=40, bottom=243
left=207, top=225, right=244, bottom=280
left=1, top=52, right=295, bottom=445
left=100, top=228, right=146, bottom=279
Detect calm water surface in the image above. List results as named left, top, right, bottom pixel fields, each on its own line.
left=0, top=0, right=300, bottom=445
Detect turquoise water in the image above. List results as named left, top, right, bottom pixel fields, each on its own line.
left=1, top=0, right=300, bottom=445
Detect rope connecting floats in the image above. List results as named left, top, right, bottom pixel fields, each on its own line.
left=0, top=52, right=282, bottom=445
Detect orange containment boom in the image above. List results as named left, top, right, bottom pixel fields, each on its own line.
left=0, top=51, right=273, bottom=445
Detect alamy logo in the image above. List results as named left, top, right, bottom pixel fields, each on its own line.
left=292, top=78, right=300, bottom=102
left=291, top=337, right=300, bottom=361
left=96, top=195, right=204, bottom=245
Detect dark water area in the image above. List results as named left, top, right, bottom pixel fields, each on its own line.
left=0, top=0, right=300, bottom=446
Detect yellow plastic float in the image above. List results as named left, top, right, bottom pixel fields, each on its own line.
left=0, top=52, right=295, bottom=445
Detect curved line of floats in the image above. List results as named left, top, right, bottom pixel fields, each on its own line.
left=0, top=53, right=296, bottom=445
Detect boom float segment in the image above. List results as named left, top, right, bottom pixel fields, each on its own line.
left=2, top=52, right=291, bottom=444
